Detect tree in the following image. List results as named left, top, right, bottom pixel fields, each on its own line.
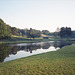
left=0, top=18, right=9, bottom=39
left=27, top=28, right=41, bottom=39
left=59, top=27, right=72, bottom=38
left=42, top=30, right=50, bottom=35
left=11, top=27, right=18, bottom=35
left=54, top=32, right=59, bottom=38
left=18, top=29, right=28, bottom=36
left=6, top=25, right=12, bottom=38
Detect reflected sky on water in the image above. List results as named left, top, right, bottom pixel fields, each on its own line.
left=0, top=41, right=72, bottom=62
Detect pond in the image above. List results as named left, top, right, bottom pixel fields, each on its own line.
left=0, top=41, right=72, bottom=62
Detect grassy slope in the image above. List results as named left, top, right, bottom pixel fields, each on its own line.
left=0, top=45, right=75, bottom=75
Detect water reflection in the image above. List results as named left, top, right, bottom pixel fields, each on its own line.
left=0, top=41, right=72, bottom=62
left=0, top=44, right=12, bottom=62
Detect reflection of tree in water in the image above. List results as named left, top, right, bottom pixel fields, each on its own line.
left=0, top=43, right=52, bottom=62
left=41, top=42, right=60, bottom=49
left=41, top=41, right=61, bottom=49
left=0, top=41, right=73, bottom=62
left=54, top=41, right=61, bottom=48
left=0, top=44, right=12, bottom=62
left=54, top=41, right=72, bottom=48
left=58, top=41, right=72, bottom=48
left=18, top=44, right=41, bottom=53
left=42, top=41, right=72, bottom=49
left=27, top=45, right=41, bottom=53
left=10, top=46, right=19, bottom=55
left=42, top=43, right=50, bottom=49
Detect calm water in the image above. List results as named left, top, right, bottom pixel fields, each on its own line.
left=0, top=41, right=72, bottom=62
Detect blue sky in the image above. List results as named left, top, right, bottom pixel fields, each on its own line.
left=0, top=0, right=75, bottom=32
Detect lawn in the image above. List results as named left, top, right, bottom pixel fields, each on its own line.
left=0, top=37, right=54, bottom=44
left=0, top=45, right=75, bottom=75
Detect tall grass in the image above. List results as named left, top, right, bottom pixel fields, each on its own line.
left=0, top=45, right=75, bottom=75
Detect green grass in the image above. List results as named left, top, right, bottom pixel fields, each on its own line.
left=0, top=37, right=55, bottom=44
left=0, top=45, right=75, bottom=75
left=1, top=35, right=75, bottom=44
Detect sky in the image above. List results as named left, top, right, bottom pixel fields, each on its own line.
left=0, top=0, right=75, bottom=32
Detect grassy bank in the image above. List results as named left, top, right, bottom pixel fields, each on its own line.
left=0, top=45, right=75, bottom=75
left=0, top=37, right=55, bottom=44
left=0, top=36, right=75, bottom=44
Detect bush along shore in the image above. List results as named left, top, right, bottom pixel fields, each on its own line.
left=0, top=45, right=75, bottom=75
